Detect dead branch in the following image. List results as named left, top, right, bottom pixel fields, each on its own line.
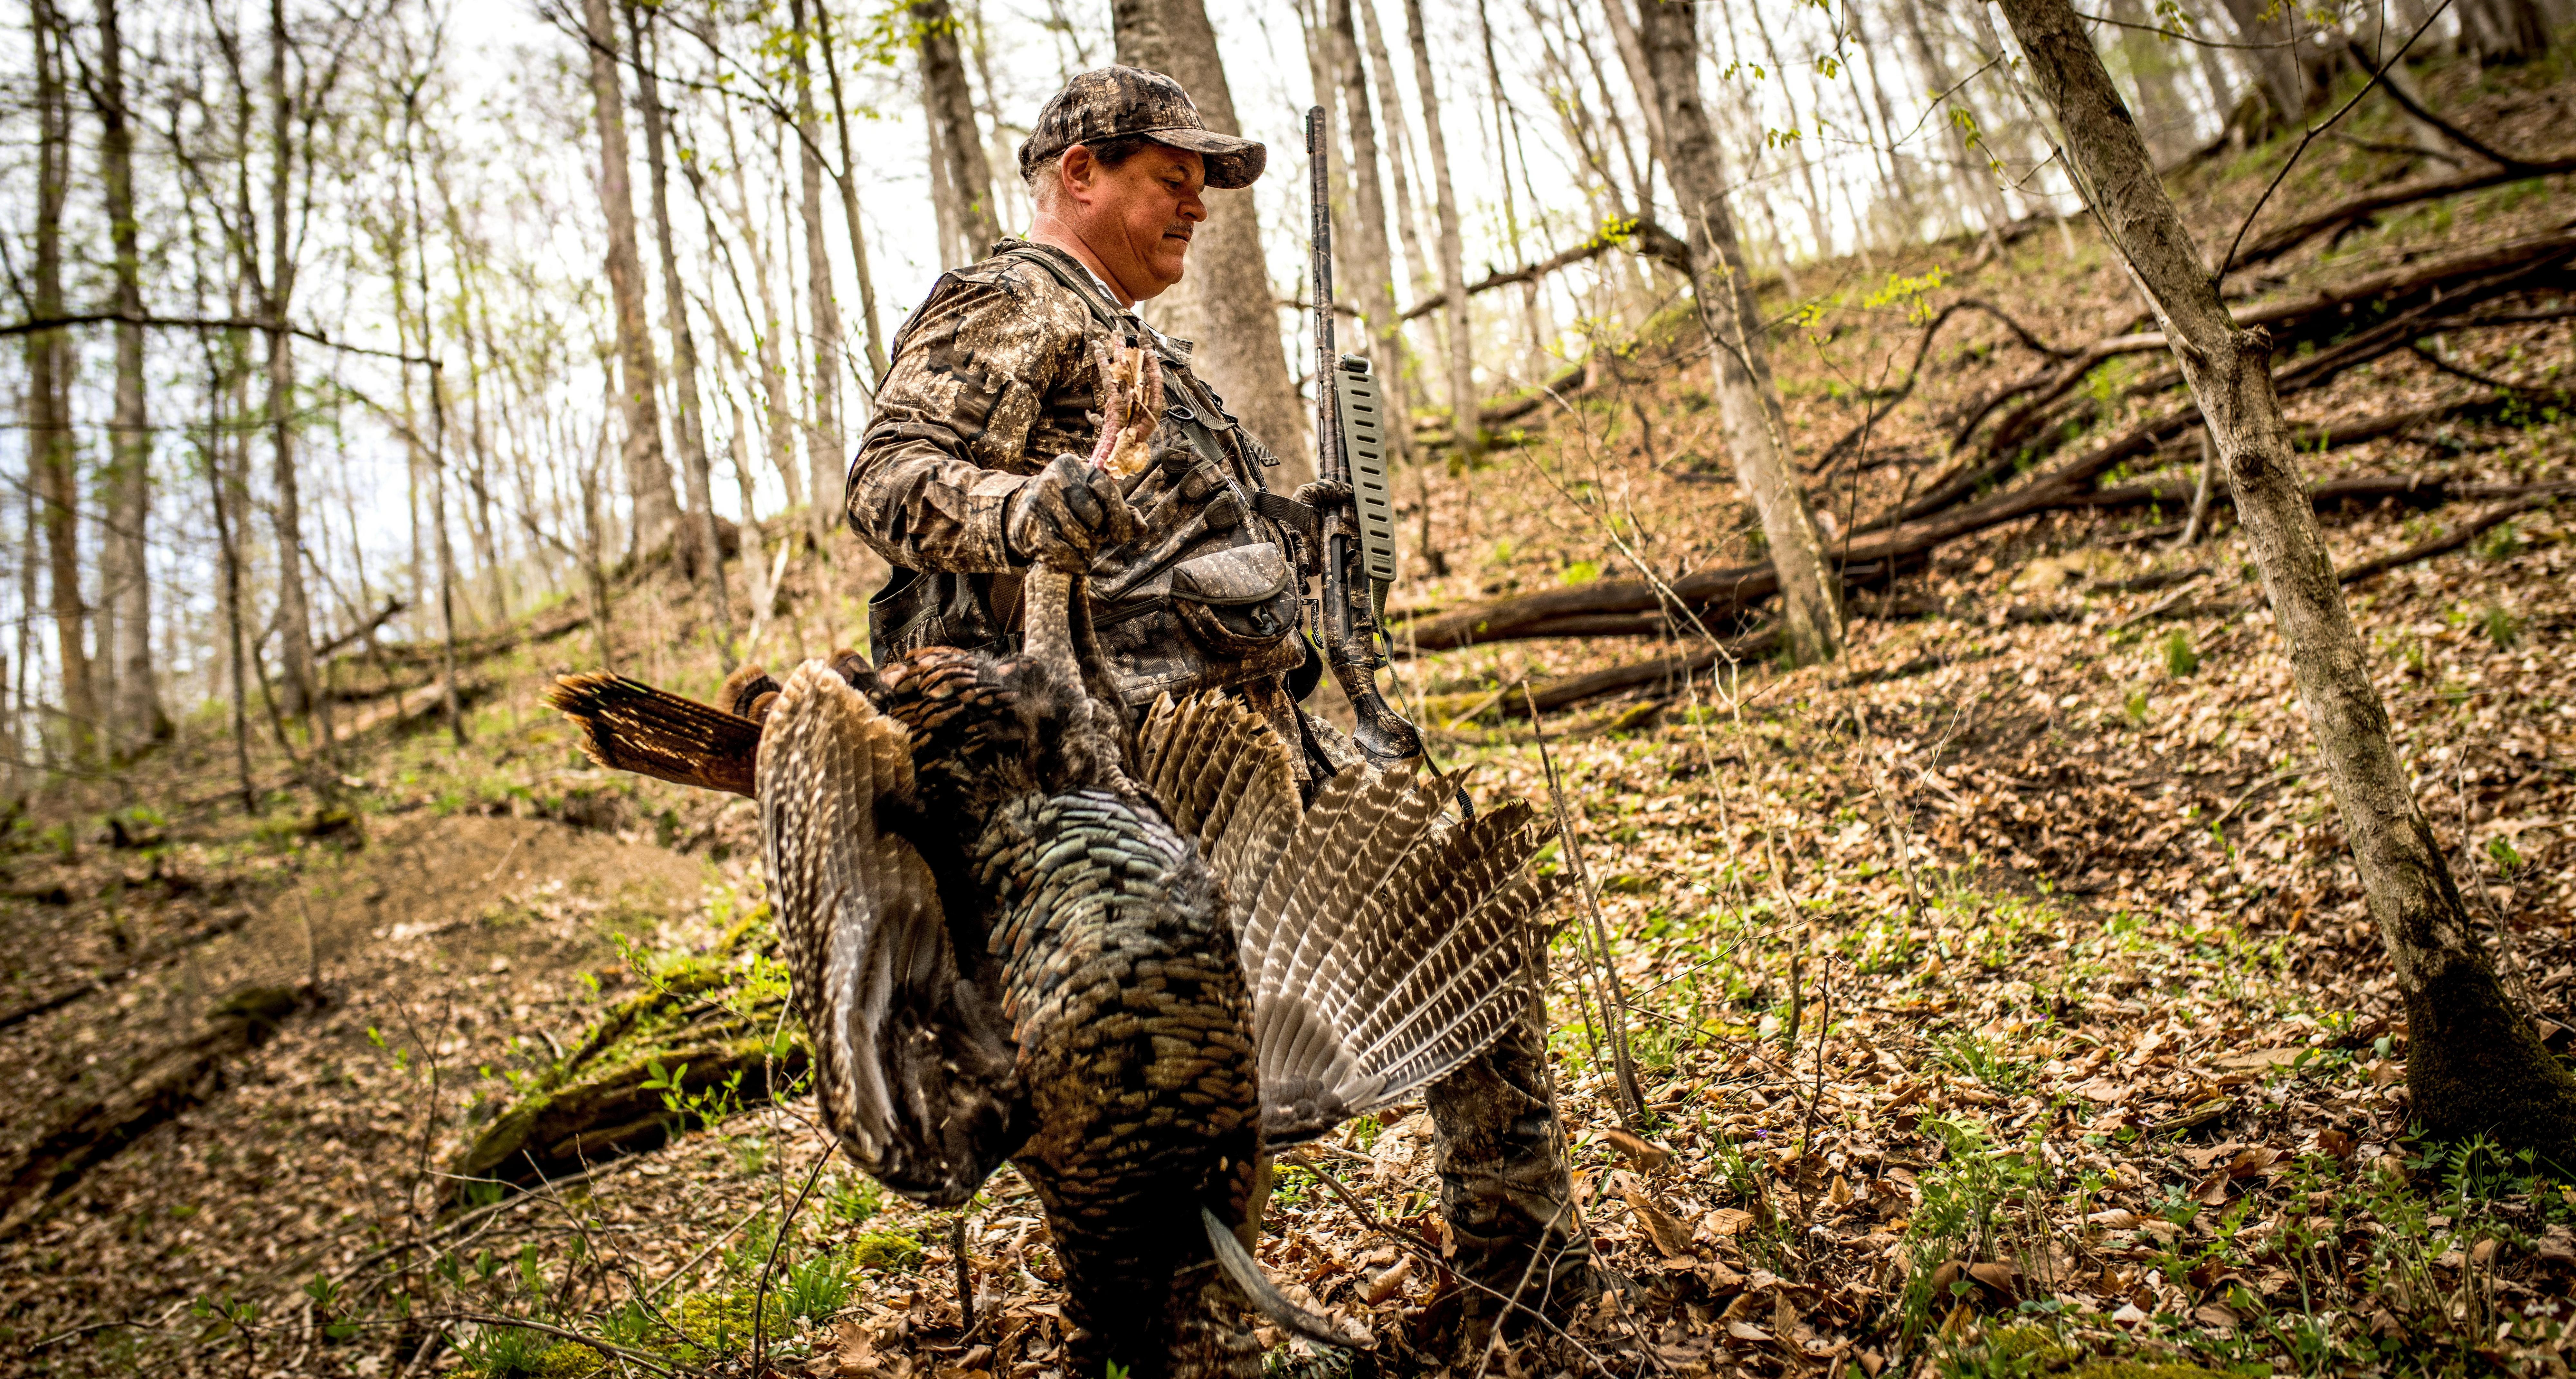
left=1399, top=220, right=1693, bottom=324
left=1813, top=298, right=2077, bottom=471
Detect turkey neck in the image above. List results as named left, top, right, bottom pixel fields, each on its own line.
left=1022, top=564, right=1139, bottom=794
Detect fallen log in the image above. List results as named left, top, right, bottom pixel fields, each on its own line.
left=2230, top=158, right=2576, bottom=272
left=1, top=985, right=312, bottom=1238
left=1904, top=229, right=2576, bottom=525
left=449, top=918, right=803, bottom=1196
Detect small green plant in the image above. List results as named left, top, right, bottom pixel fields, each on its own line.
left=2123, top=687, right=2150, bottom=725
left=825, top=1173, right=884, bottom=1228
left=2161, top=628, right=2199, bottom=678
left=2482, top=604, right=2519, bottom=649
left=2486, top=835, right=2524, bottom=875
left=2475, top=520, right=2520, bottom=563
left=784, top=1251, right=853, bottom=1320
left=456, top=1324, right=552, bottom=1379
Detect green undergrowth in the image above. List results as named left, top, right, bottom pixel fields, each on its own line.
left=451, top=900, right=809, bottom=1190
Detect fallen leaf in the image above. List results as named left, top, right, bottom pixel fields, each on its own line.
left=1603, top=1127, right=1675, bottom=1170
left=2111, top=1301, right=2149, bottom=1327
left=2085, top=1208, right=2142, bottom=1228
left=1622, top=1184, right=1697, bottom=1261
left=1360, top=1255, right=1414, bottom=1305
left=2316, top=1126, right=2357, bottom=1159
left=2194, top=1302, right=2240, bottom=1331
left=1725, top=1320, right=1774, bottom=1343
left=1701, top=1207, right=1756, bottom=1238
left=1966, top=1262, right=2017, bottom=1296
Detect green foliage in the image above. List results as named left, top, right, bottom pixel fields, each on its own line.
left=455, top=1324, right=555, bottom=1379
left=784, top=1251, right=853, bottom=1321
left=2161, top=629, right=2199, bottom=679
left=2481, top=603, right=2519, bottom=649
left=851, top=1230, right=925, bottom=1273
left=825, top=1173, right=884, bottom=1229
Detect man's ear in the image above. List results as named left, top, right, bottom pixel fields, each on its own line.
left=1056, top=145, right=1097, bottom=205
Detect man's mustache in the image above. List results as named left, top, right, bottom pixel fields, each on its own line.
left=1163, top=222, right=1193, bottom=240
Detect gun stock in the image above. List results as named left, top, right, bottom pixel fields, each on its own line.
left=1307, top=106, right=1423, bottom=769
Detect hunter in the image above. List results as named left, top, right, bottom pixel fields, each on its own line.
left=841, top=66, right=1585, bottom=1344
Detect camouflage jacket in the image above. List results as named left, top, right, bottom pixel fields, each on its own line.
left=846, top=237, right=1282, bottom=573
left=848, top=238, right=1317, bottom=720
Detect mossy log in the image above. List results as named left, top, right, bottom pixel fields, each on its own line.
left=453, top=920, right=807, bottom=1196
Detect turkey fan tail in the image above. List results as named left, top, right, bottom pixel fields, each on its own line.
left=1255, top=778, right=1561, bottom=1148
left=545, top=672, right=763, bottom=797
left=758, top=662, right=1017, bottom=1205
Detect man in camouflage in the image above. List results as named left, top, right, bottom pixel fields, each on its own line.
left=845, top=66, right=1587, bottom=1346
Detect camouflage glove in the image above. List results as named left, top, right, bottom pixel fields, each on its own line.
left=1006, top=453, right=1139, bottom=571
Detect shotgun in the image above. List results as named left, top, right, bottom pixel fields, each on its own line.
left=1305, top=105, right=1422, bottom=769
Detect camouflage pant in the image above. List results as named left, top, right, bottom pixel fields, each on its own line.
left=1424, top=953, right=1592, bottom=1352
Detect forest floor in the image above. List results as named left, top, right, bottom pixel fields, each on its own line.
left=8, top=43, right=2576, bottom=1379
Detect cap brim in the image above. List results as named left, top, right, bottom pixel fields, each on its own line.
left=1139, top=127, right=1267, bottom=189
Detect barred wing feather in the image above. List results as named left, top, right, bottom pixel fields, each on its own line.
left=757, top=663, right=1018, bottom=1205
left=1138, top=693, right=1559, bottom=1148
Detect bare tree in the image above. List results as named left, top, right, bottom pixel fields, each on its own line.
left=1402, top=0, right=1474, bottom=455
left=813, top=0, right=889, bottom=382
left=28, top=0, right=96, bottom=762
left=90, top=0, right=168, bottom=754
left=787, top=0, right=848, bottom=555
left=2458, top=0, right=2552, bottom=64
left=630, top=0, right=734, bottom=659
left=1632, top=0, right=1843, bottom=665
left=1327, top=0, right=1413, bottom=466
left=1998, top=0, right=2576, bottom=1157
left=579, top=0, right=680, bottom=557
left=915, top=0, right=1000, bottom=266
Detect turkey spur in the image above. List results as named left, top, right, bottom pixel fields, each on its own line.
left=545, top=571, right=1561, bottom=1378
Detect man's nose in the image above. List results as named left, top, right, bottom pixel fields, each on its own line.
left=1179, top=190, right=1207, bottom=223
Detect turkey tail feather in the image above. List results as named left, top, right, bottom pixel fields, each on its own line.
left=1136, top=693, right=1559, bottom=1149
left=545, top=672, right=762, bottom=796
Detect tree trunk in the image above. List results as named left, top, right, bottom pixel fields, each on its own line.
left=257, top=0, right=325, bottom=736
left=579, top=0, right=679, bottom=558
left=1403, top=0, right=1475, bottom=456
left=715, top=111, right=809, bottom=514
left=914, top=0, right=1000, bottom=266
left=28, top=4, right=94, bottom=763
left=1999, top=0, right=2576, bottom=1159
left=204, top=344, right=255, bottom=811
left=815, top=0, right=890, bottom=383
left=1328, top=0, right=1415, bottom=467
left=1632, top=0, right=1843, bottom=665
left=94, top=0, right=164, bottom=756
left=2107, top=0, right=2196, bottom=165
left=1896, top=0, right=2011, bottom=239
left=630, top=0, right=734, bottom=660
left=2458, top=0, right=2551, bottom=64
left=1356, top=0, right=1432, bottom=307
left=788, top=0, right=849, bottom=557
left=1108, top=0, right=1314, bottom=484
left=2214, top=0, right=2324, bottom=121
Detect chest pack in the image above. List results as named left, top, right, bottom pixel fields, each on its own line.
left=870, top=246, right=1313, bottom=705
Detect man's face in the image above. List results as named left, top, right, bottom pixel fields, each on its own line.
left=1056, top=143, right=1207, bottom=301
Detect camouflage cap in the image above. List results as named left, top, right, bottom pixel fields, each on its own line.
left=1017, top=66, right=1267, bottom=190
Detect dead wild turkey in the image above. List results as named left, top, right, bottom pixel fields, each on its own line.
left=547, top=576, right=1557, bottom=1378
